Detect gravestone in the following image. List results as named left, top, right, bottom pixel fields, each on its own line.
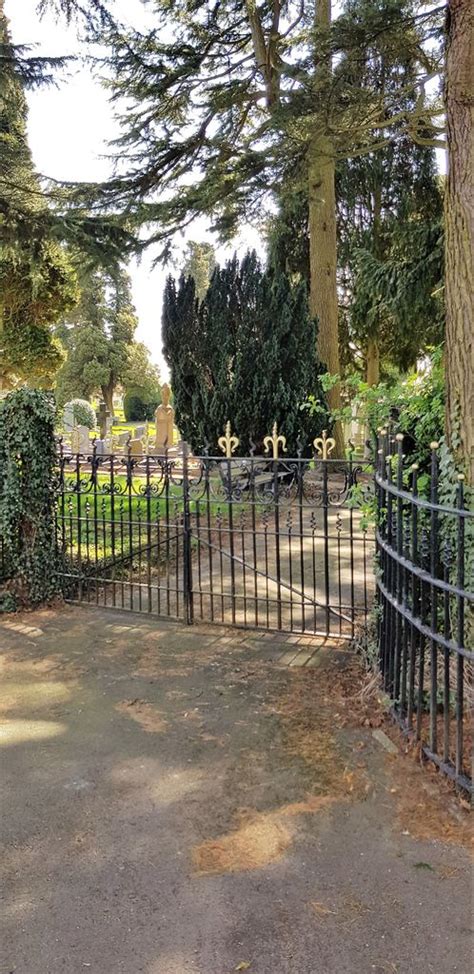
left=94, top=439, right=106, bottom=456
left=71, top=425, right=90, bottom=454
left=155, top=383, right=174, bottom=452
left=134, top=424, right=146, bottom=439
left=129, top=438, right=143, bottom=456
left=97, top=401, right=111, bottom=439
left=63, top=403, right=74, bottom=432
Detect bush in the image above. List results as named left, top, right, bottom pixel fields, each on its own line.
left=0, top=389, right=61, bottom=607
left=66, top=398, right=97, bottom=429
left=123, top=391, right=160, bottom=422
left=343, top=347, right=445, bottom=470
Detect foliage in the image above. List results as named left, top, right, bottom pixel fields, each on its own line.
left=342, top=347, right=445, bottom=469
left=0, top=388, right=61, bottom=607
left=0, top=7, right=78, bottom=388
left=65, top=398, right=97, bottom=429
left=163, top=251, right=328, bottom=455
left=123, top=391, right=159, bottom=423
left=122, top=342, right=161, bottom=408
left=55, top=266, right=148, bottom=410
left=182, top=241, right=216, bottom=301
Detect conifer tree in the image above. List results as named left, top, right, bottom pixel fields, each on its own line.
left=55, top=266, right=143, bottom=411
left=162, top=252, right=327, bottom=455
left=0, top=1, right=77, bottom=388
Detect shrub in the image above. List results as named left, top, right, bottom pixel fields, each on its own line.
left=0, top=389, right=61, bottom=607
left=123, top=391, right=160, bottom=422
left=342, top=346, right=445, bottom=470
left=66, top=398, right=97, bottom=429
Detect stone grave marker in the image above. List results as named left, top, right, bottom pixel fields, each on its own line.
left=63, top=403, right=74, bottom=432
left=155, top=383, right=174, bottom=452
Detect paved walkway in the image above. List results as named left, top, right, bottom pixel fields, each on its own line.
left=0, top=606, right=471, bottom=974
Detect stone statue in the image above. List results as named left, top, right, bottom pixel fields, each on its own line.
left=155, top=383, right=175, bottom=453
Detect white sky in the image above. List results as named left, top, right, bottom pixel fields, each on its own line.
left=6, top=0, right=262, bottom=380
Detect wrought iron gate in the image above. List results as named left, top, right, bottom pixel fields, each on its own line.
left=57, top=438, right=374, bottom=638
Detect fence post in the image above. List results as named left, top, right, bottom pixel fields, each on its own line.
left=182, top=442, right=194, bottom=625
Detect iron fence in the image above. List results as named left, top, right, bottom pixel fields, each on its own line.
left=55, top=433, right=374, bottom=639
left=375, top=432, right=473, bottom=794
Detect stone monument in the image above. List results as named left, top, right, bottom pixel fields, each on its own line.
left=71, top=425, right=90, bottom=454
left=155, top=383, right=175, bottom=453
left=97, top=401, right=111, bottom=440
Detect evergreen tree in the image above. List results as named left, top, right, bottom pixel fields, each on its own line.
left=55, top=266, right=142, bottom=411
left=162, top=252, right=327, bottom=455
left=182, top=242, right=216, bottom=301
left=0, top=2, right=78, bottom=389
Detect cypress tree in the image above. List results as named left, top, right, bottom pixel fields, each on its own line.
left=162, top=252, right=327, bottom=456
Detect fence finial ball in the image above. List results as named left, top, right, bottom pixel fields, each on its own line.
left=430, top=441, right=439, bottom=450
left=380, top=428, right=387, bottom=435
left=457, top=473, right=465, bottom=481
left=411, top=463, right=419, bottom=471
left=395, top=433, right=404, bottom=442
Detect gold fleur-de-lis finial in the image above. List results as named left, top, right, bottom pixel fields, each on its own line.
left=218, top=421, right=240, bottom=458
left=313, top=429, right=336, bottom=460
left=264, top=422, right=287, bottom=460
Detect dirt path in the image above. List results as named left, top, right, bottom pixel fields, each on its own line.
left=0, top=606, right=471, bottom=974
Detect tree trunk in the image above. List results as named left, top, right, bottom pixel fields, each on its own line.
left=101, top=382, right=114, bottom=416
left=444, top=0, right=473, bottom=484
left=309, top=0, right=344, bottom=457
left=366, top=338, right=380, bottom=386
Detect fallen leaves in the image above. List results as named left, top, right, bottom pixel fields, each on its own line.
left=115, top=698, right=168, bottom=733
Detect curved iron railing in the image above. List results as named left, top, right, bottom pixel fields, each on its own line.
left=375, top=432, right=473, bottom=794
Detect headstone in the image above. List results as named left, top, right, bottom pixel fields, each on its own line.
left=129, top=438, right=143, bottom=456
left=97, top=401, right=111, bottom=439
left=63, top=403, right=74, bottom=432
left=155, top=383, right=174, bottom=453
left=94, top=439, right=106, bottom=456
left=134, top=424, right=146, bottom=439
left=71, top=425, right=90, bottom=454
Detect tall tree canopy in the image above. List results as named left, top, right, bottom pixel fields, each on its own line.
left=0, top=1, right=78, bottom=388
left=162, top=251, right=327, bottom=455
left=55, top=266, right=153, bottom=412
left=37, top=0, right=443, bottom=452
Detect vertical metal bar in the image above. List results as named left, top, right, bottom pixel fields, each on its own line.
left=322, top=459, right=330, bottom=636
left=205, top=456, right=215, bottom=622
left=429, top=442, right=439, bottom=753
left=442, top=540, right=452, bottom=763
left=136, top=500, right=142, bottom=612
left=407, top=464, right=419, bottom=730
left=146, top=454, right=152, bottom=613
left=195, top=497, right=203, bottom=620
left=75, top=451, right=83, bottom=602
left=127, top=448, right=134, bottom=612
left=455, top=475, right=465, bottom=780
left=273, top=461, right=282, bottom=630
left=119, top=499, right=125, bottom=608
left=217, top=509, right=225, bottom=622
left=287, top=510, right=293, bottom=631
left=182, top=443, right=194, bottom=625
left=393, top=434, right=404, bottom=708
left=110, top=452, right=116, bottom=608
left=298, top=457, right=305, bottom=632
left=251, top=457, right=258, bottom=627
left=227, top=458, right=236, bottom=625
left=101, top=496, right=107, bottom=606
left=241, top=508, right=248, bottom=626
left=348, top=447, right=355, bottom=636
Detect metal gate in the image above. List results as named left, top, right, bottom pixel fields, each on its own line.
left=57, top=436, right=374, bottom=638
